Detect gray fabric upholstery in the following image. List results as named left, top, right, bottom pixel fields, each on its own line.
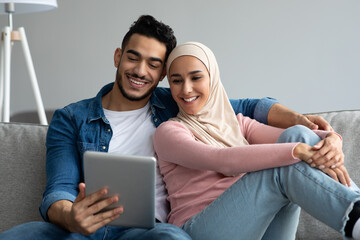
left=0, top=110, right=359, bottom=239
left=0, top=122, right=48, bottom=232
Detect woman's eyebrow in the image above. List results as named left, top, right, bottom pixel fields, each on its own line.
left=189, top=70, right=202, bottom=74
left=170, top=70, right=203, bottom=78
left=170, top=73, right=181, bottom=78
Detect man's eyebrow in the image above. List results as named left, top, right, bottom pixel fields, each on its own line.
left=149, top=57, right=163, bottom=64
left=126, top=49, right=163, bottom=64
left=126, top=49, right=141, bottom=57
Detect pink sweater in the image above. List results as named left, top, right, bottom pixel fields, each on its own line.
left=153, top=114, right=330, bottom=227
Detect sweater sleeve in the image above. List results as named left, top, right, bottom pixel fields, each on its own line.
left=153, top=121, right=300, bottom=176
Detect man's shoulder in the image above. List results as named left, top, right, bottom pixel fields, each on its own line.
left=61, top=96, right=96, bottom=114
left=50, top=96, right=97, bottom=126
left=154, top=87, right=171, bottom=97
left=61, top=83, right=112, bottom=114
left=153, top=87, right=177, bottom=104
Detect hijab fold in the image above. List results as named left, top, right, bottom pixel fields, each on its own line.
left=166, top=42, right=248, bottom=148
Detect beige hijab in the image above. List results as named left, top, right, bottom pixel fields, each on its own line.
left=166, top=42, right=248, bottom=148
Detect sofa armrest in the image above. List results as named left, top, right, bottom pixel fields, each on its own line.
left=0, top=122, right=48, bottom=232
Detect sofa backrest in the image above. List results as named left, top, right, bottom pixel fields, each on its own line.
left=0, top=122, right=48, bottom=232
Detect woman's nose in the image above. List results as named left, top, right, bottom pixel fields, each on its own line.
left=182, top=81, right=193, bottom=94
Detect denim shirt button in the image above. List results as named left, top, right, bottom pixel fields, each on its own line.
left=107, top=128, right=111, bottom=132
left=102, top=146, right=106, bottom=150
left=154, top=118, right=158, bottom=123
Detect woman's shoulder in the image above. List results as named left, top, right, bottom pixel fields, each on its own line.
left=236, top=112, right=259, bottom=125
left=154, top=120, right=194, bottom=142
left=156, top=120, right=189, bottom=132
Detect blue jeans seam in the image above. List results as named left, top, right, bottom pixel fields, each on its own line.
left=293, top=163, right=352, bottom=201
left=102, top=226, right=109, bottom=240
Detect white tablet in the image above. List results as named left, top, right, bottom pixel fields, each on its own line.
left=83, top=151, right=156, bottom=229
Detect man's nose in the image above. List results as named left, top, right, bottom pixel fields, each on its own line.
left=134, top=61, right=147, bottom=77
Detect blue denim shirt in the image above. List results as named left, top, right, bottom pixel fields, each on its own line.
left=39, top=82, right=278, bottom=221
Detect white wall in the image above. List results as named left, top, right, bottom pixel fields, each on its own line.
left=1, top=0, right=360, bottom=116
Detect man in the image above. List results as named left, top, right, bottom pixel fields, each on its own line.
left=0, top=15, right=332, bottom=240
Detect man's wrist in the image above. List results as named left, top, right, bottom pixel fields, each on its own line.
left=48, top=200, right=73, bottom=232
left=267, top=103, right=304, bottom=128
left=294, top=113, right=308, bottom=125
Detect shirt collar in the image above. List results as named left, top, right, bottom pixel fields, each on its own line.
left=151, top=88, right=166, bottom=110
left=87, top=82, right=113, bottom=123
left=87, top=83, right=166, bottom=123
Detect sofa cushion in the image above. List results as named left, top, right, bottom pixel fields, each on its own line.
left=0, top=122, right=48, bottom=232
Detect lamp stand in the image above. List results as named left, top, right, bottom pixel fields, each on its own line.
left=0, top=26, right=48, bottom=125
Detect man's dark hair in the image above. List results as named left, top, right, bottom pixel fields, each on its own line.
left=121, top=15, right=177, bottom=63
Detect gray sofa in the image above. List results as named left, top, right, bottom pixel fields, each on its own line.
left=0, top=110, right=359, bottom=239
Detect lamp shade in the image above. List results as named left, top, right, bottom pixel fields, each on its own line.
left=0, top=0, right=57, bottom=14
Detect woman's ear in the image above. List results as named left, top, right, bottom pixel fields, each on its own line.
left=114, top=48, right=122, bottom=67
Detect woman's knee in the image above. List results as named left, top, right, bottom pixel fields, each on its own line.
left=277, top=125, right=321, bottom=146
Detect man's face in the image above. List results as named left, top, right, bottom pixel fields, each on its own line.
left=115, top=34, right=167, bottom=103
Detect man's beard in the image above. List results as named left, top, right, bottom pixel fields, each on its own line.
left=116, top=69, right=157, bottom=102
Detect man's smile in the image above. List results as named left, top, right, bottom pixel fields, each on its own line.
left=126, top=74, right=150, bottom=88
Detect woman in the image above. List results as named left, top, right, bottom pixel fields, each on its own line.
left=153, top=42, right=360, bottom=240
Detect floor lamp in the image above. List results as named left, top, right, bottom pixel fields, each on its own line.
left=0, top=0, right=57, bottom=125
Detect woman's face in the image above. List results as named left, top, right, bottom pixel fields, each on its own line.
left=168, top=56, right=210, bottom=115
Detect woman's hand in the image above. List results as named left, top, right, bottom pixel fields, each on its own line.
left=308, top=133, right=344, bottom=169
left=293, top=143, right=350, bottom=186
left=321, top=165, right=351, bottom=187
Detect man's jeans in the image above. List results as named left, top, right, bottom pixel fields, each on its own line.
left=182, top=125, right=360, bottom=240
left=0, top=221, right=191, bottom=240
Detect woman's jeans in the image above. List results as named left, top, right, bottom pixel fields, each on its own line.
left=182, top=125, right=360, bottom=240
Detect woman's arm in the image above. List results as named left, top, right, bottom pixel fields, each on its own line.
left=153, top=121, right=300, bottom=177
left=240, top=114, right=349, bottom=186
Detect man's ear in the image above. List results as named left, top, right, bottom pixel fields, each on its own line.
left=159, top=67, right=167, bottom=82
left=114, top=48, right=122, bottom=67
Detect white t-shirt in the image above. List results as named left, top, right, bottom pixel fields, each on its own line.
left=103, top=102, right=169, bottom=223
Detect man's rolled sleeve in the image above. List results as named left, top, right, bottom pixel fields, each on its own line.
left=253, top=97, right=279, bottom=124
left=39, top=191, right=76, bottom=221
